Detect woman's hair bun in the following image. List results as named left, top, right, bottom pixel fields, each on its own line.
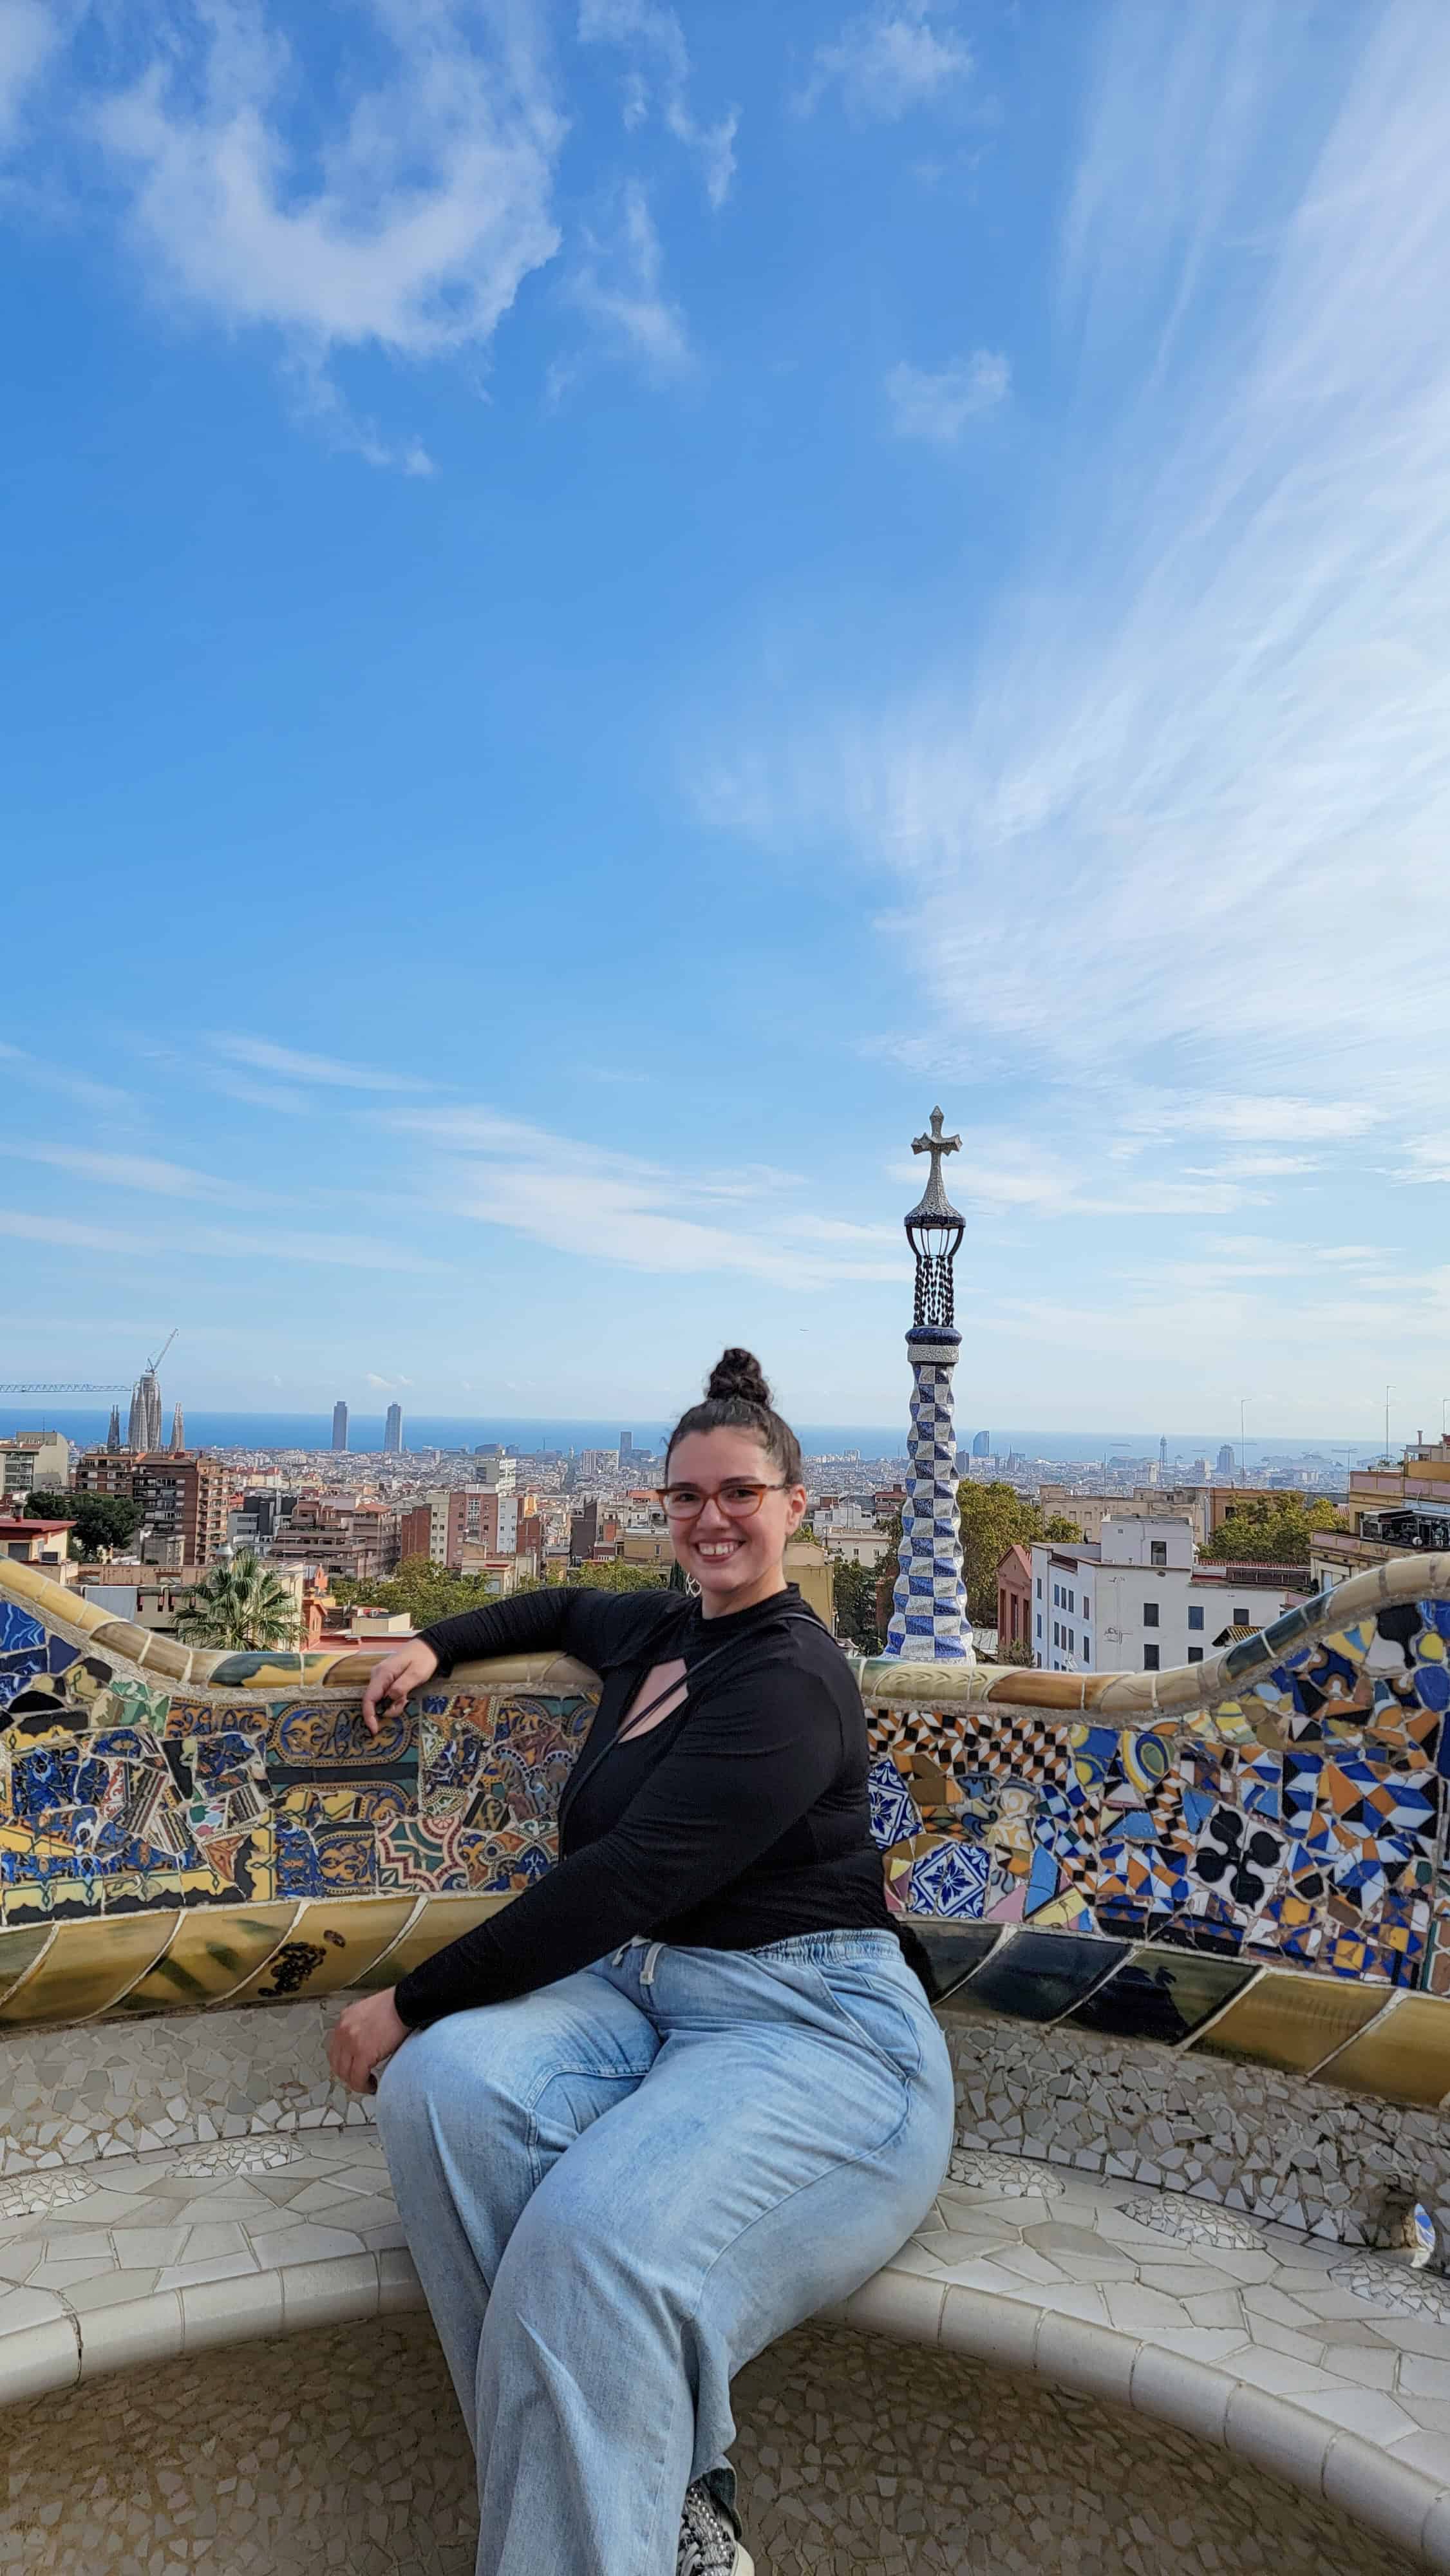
left=706, top=1347, right=772, bottom=1407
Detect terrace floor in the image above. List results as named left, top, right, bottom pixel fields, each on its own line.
left=0, top=2131, right=1447, bottom=2562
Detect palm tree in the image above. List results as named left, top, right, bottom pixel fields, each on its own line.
left=174, top=1550, right=300, bottom=1650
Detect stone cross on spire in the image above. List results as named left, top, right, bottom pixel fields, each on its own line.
left=909, top=1106, right=961, bottom=1213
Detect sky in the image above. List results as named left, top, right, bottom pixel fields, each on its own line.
left=3, top=0, right=1449, bottom=1447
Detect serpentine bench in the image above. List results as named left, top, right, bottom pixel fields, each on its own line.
left=1, top=1549, right=1449, bottom=2568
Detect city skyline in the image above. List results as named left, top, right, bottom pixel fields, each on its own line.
left=4, top=4, right=1449, bottom=1431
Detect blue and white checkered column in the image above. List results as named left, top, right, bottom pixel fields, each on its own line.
left=885, top=1327, right=970, bottom=1660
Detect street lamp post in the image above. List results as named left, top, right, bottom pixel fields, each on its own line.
left=885, top=1109, right=971, bottom=1662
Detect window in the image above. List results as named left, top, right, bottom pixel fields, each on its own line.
left=1234, top=1606, right=1250, bottom=1625
left=1036, top=1614, right=1042, bottom=1638
left=1067, top=1589, right=1075, bottom=1613
left=1142, top=1602, right=1159, bottom=1627
left=1150, top=1540, right=1167, bottom=1567
left=1187, top=1647, right=1203, bottom=1663
left=1052, top=1583, right=1059, bottom=1607
left=1036, top=1577, right=1042, bottom=1598
left=1144, top=1644, right=1160, bottom=1671
left=1188, top=1605, right=1203, bottom=1631
left=1067, top=1629, right=1074, bottom=1651
left=1080, top=1594, right=1090, bottom=1619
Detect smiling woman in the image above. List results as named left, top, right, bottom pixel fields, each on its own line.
left=328, top=1346, right=954, bottom=2576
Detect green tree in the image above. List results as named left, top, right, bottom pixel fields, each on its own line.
left=1200, top=1496, right=1346, bottom=1567
left=174, top=1551, right=300, bottom=1650
left=334, top=1557, right=503, bottom=1629
left=24, top=1490, right=141, bottom=1558
left=956, top=1481, right=1081, bottom=1624
left=563, top=1559, right=668, bottom=1593
left=831, top=1556, right=883, bottom=1654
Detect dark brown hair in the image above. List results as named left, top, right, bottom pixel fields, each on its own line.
left=666, top=1349, right=804, bottom=1486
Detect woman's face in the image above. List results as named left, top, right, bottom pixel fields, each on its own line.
left=664, top=1426, right=807, bottom=1613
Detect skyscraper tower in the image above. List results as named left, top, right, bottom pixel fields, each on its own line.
left=332, top=1401, right=349, bottom=1453
left=106, top=1406, right=122, bottom=1453
left=1159, top=1434, right=1168, bottom=1476
left=127, top=1369, right=162, bottom=1454
left=170, top=1405, right=185, bottom=1453
left=384, top=1401, right=403, bottom=1454
left=885, top=1108, right=970, bottom=1662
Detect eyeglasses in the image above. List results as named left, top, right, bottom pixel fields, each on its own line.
left=656, top=1480, right=789, bottom=1522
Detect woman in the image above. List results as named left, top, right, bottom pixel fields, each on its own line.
left=328, top=1351, right=954, bottom=2576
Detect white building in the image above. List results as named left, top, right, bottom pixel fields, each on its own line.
left=1030, top=1515, right=1306, bottom=1676
left=0, top=1433, right=71, bottom=1497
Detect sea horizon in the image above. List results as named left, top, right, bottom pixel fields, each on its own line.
left=0, top=1407, right=1384, bottom=1465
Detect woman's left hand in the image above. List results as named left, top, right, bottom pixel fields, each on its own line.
left=328, top=1987, right=410, bottom=2095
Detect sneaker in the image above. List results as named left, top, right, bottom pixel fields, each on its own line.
left=677, top=2477, right=754, bottom=2575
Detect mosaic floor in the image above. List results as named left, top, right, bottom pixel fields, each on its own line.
left=0, top=2129, right=1447, bottom=2555
left=0, top=2308, right=1417, bottom=2576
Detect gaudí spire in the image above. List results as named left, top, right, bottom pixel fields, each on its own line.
left=884, top=1108, right=971, bottom=1662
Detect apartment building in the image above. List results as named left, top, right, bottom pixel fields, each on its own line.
left=0, top=1433, right=71, bottom=1497
left=73, top=1450, right=226, bottom=1569
left=1029, top=1515, right=1307, bottom=1675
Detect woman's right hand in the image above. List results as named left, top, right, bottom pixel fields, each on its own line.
left=361, top=1640, right=439, bottom=1734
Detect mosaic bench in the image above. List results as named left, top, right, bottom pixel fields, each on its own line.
left=0, top=2128, right=1447, bottom=2566
left=1, top=1553, right=1449, bottom=2566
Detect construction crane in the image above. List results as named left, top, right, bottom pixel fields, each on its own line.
left=3, top=1329, right=178, bottom=1397
left=0, top=1381, right=129, bottom=1394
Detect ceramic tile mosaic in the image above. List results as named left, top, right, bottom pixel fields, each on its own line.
left=886, top=1334, right=971, bottom=1660
left=0, top=2307, right=1414, bottom=2576
left=3, top=2139, right=1446, bottom=2573
left=941, top=2004, right=1450, bottom=2252
left=733, top=2325, right=1415, bottom=2576
left=1, top=1562, right=1450, bottom=2069
left=868, top=1590, right=1450, bottom=1990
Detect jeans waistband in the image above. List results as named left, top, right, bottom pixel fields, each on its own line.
left=610, top=1929, right=905, bottom=1977
left=746, top=1931, right=905, bottom=1969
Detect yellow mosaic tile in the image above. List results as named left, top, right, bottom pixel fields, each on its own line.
left=0, top=1911, right=178, bottom=2027
left=109, top=1904, right=303, bottom=2014
left=347, top=1892, right=511, bottom=1989
left=0, top=1923, right=55, bottom=2006
left=223, top=1897, right=419, bottom=2004
left=1192, top=1970, right=1388, bottom=2074
left=1315, top=1991, right=1450, bottom=2107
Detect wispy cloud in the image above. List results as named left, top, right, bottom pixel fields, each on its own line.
left=0, top=1209, right=447, bottom=1273
left=885, top=351, right=1008, bottom=444
left=0, top=0, right=64, bottom=152
left=0, top=1144, right=234, bottom=1200
left=382, top=1103, right=900, bottom=1286
left=565, top=179, right=692, bottom=379
left=706, top=3, right=1450, bottom=1139
left=799, top=3, right=972, bottom=124
left=211, top=1036, right=434, bottom=1092
left=0, top=1040, right=138, bottom=1120
left=578, top=0, right=737, bottom=207
left=92, top=0, right=565, bottom=469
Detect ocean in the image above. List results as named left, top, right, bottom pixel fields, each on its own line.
left=0, top=1408, right=1379, bottom=1464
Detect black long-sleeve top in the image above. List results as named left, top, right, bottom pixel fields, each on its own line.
left=391, top=1582, right=892, bottom=2029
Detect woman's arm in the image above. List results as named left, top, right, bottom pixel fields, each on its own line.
left=391, top=1660, right=845, bottom=2027
left=416, top=1584, right=584, bottom=1676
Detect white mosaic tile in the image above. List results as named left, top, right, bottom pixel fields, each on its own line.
left=0, top=2310, right=1418, bottom=2576
left=170, top=2137, right=301, bottom=2177
left=1117, top=2195, right=1273, bottom=2249
left=948, top=2147, right=1066, bottom=2197
left=0, top=2172, right=98, bottom=2221
left=1328, top=2253, right=1450, bottom=2320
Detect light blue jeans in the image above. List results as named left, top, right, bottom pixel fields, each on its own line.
left=375, top=1928, right=954, bottom=2576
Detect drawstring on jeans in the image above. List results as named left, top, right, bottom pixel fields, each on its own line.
left=611, top=1936, right=663, bottom=1987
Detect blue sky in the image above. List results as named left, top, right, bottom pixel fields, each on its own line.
left=2, top=0, right=1447, bottom=1444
